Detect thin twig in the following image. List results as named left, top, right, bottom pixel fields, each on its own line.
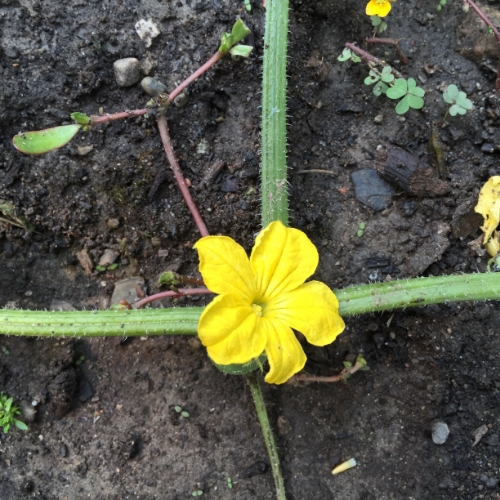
left=134, top=287, right=213, bottom=309
left=365, top=37, right=408, bottom=65
left=291, top=360, right=364, bottom=383
left=296, top=169, right=336, bottom=175
left=345, top=42, right=404, bottom=78
left=156, top=114, right=210, bottom=237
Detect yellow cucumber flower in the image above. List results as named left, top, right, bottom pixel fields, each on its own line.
left=475, top=176, right=500, bottom=250
left=194, top=221, right=345, bottom=384
left=366, top=0, right=393, bottom=17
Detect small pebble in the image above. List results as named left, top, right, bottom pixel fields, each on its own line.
left=141, top=77, right=167, bottom=97
left=135, top=19, right=160, bottom=48
left=59, top=444, right=68, bottom=458
left=277, top=415, right=292, bottom=435
left=107, top=218, right=120, bottom=230
left=99, top=249, right=120, bottom=267
left=113, top=58, right=141, bottom=87
left=151, top=237, right=161, bottom=247
left=432, top=421, right=450, bottom=444
left=174, top=92, right=189, bottom=108
left=374, top=114, right=384, bottom=124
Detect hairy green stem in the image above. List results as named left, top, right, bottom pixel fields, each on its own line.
left=246, top=374, right=287, bottom=500
left=1, top=274, right=499, bottom=336
left=261, top=0, right=289, bottom=226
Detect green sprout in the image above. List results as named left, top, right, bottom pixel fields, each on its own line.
left=0, top=393, right=28, bottom=434
left=357, top=222, right=366, bottom=237
left=370, top=15, right=387, bottom=34
left=219, top=19, right=253, bottom=59
left=338, top=48, right=361, bottom=63
left=75, top=355, right=85, bottom=366
left=191, top=491, right=203, bottom=497
left=436, top=0, right=446, bottom=12
left=386, top=78, right=425, bottom=114
left=442, top=84, right=473, bottom=117
left=244, top=0, right=251, bottom=12
left=227, top=477, right=233, bottom=489
left=174, top=405, right=190, bottom=418
left=364, top=65, right=394, bottom=96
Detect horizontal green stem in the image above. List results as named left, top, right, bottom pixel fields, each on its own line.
left=0, top=273, right=499, bottom=337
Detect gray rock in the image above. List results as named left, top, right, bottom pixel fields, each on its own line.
left=113, top=58, right=141, bottom=87
left=107, top=218, right=120, bottom=230
left=111, top=277, right=145, bottom=305
left=174, top=92, right=189, bottom=108
left=351, top=168, right=395, bottom=212
left=432, top=421, right=450, bottom=445
left=479, top=474, right=498, bottom=489
left=141, top=77, right=167, bottom=97
left=98, top=249, right=120, bottom=267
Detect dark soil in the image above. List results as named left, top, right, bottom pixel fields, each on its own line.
left=1, top=0, right=500, bottom=499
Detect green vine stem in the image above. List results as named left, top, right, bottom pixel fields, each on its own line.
left=1, top=273, right=499, bottom=336
left=246, top=374, right=287, bottom=500
left=261, top=0, right=289, bottom=227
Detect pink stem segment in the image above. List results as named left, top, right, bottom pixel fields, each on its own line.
left=462, top=0, right=500, bottom=91
left=90, top=109, right=150, bottom=125
left=169, top=51, right=224, bottom=102
left=156, top=114, right=210, bottom=237
left=345, top=42, right=403, bottom=78
left=134, top=287, right=213, bottom=309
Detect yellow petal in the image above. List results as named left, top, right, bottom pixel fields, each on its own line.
left=262, top=318, right=307, bottom=384
left=267, top=281, right=345, bottom=346
left=194, top=235, right=256, bottom=301
left=250, top=221, right=318, bottom=301
left=475, top=176, right=500, bottom=244
left=485, top=230, right=500, bottom=258
left=366, top=0, right=391, bottom=17
left=198, top=294, right=267, bottom=365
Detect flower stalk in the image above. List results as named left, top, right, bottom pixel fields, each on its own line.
left=246, top=374, right=287, bottom=500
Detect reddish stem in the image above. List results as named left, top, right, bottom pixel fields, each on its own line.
left=365, top=37, right=408, bottom=65
left=345, top=42, right=403, bottom=78
left=463, top=0, right=500, bottom=91
left=156, top=114, right=210, bottom=237
left=169, top=51, right=224, bottom=102
left=134, top=287, right=213, bottom=309
left=90, top=109, right=150, bottom=125
left=291, top=361, right=364, bottom=384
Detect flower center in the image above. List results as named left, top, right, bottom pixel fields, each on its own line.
left=252, top=303, right=263, bottom=317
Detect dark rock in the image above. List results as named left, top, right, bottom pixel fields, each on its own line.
left=351, top=168, right=394, bottom=212
left=221, top=179, right=239, bottom=193
left=242, top=461, right=269, bottom=478
left=78, top=380, right=94, bottom=403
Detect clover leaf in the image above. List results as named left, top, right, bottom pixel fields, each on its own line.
left=443, top=84, right=473, bottom=116
left=380, top=66, right=394, bottom=84
left=338, top=48, right=361, bottom=63
left=386, top=78, right=425, bottom=115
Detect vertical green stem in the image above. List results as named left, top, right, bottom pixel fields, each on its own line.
left=261, top=0, right=289, bottom=226
left=246, top=374, right=287, bottom=500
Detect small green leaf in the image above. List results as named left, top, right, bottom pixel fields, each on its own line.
left=364, top=75, right=379, bottom=85
left=13, top=124, right=82, bottom=155
left=410, top=86, right=425, bottom=98
left=107, top=263, right=118, bottom=271
left=407, top=94, right=424, bottom=109
left=373, top=81, right=388, bottom=96
left=158, top=271, right=179, bottom=286
left=371, top=15, right=382, bottom=26
left=70, top=112, right=91, bottom=125
left=357, top=229, right=364, bottom=237
left=174, top=405, right=182, bottom=413
left=386, top=78, right=407, bottom=99
left=381, top=66, right=392, bottom=74
left=181, top=411, right=190, bottom=418
left=456, top=93, right=473, bottom=109
left=359, top=222, right=366, bottom=230
left=443, top=84, right=459, bottom=103
left=14, top=420, right=28, bottom=431
left=395, top=95, right=410, bottom=114
left=338, top=48, right=352, bottom=62
left=231, top=19, right=251, bottom=45
left=219, top=32, right=234, bottom=53
left=229, top=45, right=253, bottom=58
left=381, top=72, right=394, bottom=84
left=350, top=53, right=361, bottom=63
left=95, top=265, right=106, bottom=272
left=343, top=361, right=353, bottom=369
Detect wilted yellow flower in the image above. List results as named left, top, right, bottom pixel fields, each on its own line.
left=475, top=176, right=500, bottom=257
left=194, top=221, right=345, bottom=384
left=366, top=0, right=394, bottom=17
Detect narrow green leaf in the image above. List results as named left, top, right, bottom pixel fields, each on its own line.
left=14, top=420, right=28, bottom=431
left=13, top=124, right=82, bottom=155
